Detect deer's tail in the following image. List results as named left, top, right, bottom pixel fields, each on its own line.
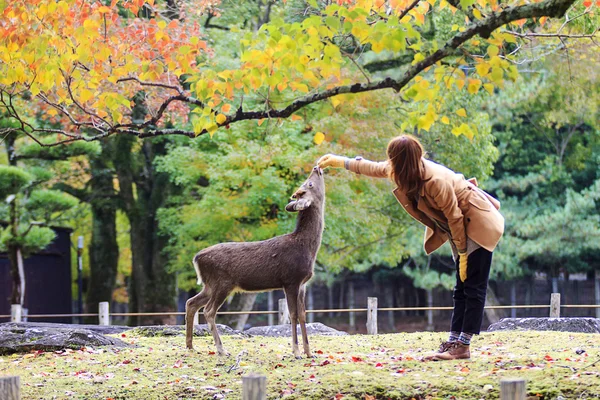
left=192, top=256, right=203, bottom=286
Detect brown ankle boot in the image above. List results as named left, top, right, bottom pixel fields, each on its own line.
left=425, top=342, right=470, bottom=361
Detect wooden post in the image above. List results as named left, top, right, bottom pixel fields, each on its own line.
left=500, top=378, right=526, bottom=400
left=550, top=293, right=560, bottom=318
left=10, top=305, right=22, bottom=323
left=98, top=301, right=110, bottom=326
left=242, top=374, right=266, bottom=400
left=0, top=376, right=20, bottom=400
left=366, top=297, right=378, bottom=335
left=278, top=299, right=289, bottom=325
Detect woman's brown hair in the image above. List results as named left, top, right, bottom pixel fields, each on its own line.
left=387, top=135, right=427, bottom=199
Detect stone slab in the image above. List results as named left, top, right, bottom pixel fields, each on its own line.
left=487, top=317, right=600, bottom=333
left=244, top=322, right=348, bottom=337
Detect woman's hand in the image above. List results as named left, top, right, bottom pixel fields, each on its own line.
left=317, top=154, right=347, bottom=169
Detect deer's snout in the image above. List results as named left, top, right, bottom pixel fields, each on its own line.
left=291, top=189, right=306, bottom=199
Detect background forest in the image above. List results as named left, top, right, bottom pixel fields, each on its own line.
left=0, top=0, right=598, bottom=330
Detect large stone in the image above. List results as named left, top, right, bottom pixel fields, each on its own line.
left=0, top=322, right=131, bottom=335
left=487, top=317, right=600, bottom=333
left=129, top=324, right=247, bottom=337
left=0, top=322, right=131, bottom=355
left=244, top=322, right=348, bottom=337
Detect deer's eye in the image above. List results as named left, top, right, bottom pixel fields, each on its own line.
left=308, top=181, right=314, bottom=188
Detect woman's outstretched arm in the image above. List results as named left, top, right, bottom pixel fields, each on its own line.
left=318, top=154, right=389, bottom=178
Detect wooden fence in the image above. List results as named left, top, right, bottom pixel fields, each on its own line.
left=5, top=293, right=599, bottom=333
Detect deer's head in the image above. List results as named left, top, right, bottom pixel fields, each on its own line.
left=285, top=166, right=325, bottom=212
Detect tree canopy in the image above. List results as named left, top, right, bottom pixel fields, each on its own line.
left=1, top=0, right=594, bottom=145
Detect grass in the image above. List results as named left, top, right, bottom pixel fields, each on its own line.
left=1, top=330, right=599, bottom=399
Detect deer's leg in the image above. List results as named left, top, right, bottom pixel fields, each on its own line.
left=204, top=289, right=231, bottom=357
left=185, top=289, right=210, bottom=350
left=284, top=285, right=301, bottom=358
left=298, top=285, right=312, bottom=357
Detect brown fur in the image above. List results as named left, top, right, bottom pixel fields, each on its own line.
left=185, top=166, right=325, bottom=358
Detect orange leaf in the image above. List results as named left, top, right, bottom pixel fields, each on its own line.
left=291, top=115, right=302, bottom=121
left=221, top=104, right=231, bottom=113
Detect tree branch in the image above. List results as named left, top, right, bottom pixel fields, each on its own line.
left=4, top=0, right=577, bottom=145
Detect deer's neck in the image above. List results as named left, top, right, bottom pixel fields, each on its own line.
left=292, top=205, right=324, bottom=253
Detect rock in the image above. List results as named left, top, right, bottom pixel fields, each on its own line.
left=0, top=323, right=131, bottom=355
left=0, top=322, right=131, bottom=335
left=129, top=324, right=248, bottom=337
left=244, top=322, right=347, bottom=337
left=487, top=318, right=600, bottom=333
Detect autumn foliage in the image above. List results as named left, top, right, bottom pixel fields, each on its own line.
left=0, top=0, right=595, bottom=144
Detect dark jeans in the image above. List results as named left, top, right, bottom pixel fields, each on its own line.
left=450, top=247, right=493, bottom=335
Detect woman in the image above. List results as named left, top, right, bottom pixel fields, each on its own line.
left=317, top=135, right=504, bottom=361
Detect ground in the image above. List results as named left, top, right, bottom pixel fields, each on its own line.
left=1, top=330, right=598, bottom=399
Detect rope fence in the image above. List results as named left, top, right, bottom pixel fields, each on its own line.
left=3, top=293, right=599, bottom=323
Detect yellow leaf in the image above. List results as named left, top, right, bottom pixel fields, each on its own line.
left=487, top=45, right=500, bottom=57
left=456, top=108, right=467, bottom=117
left=467, top=79, right=482, bottom=94
left=331, top=97, right=341, bottom=109
left=207, top=123, right=218, bottom=137
left=80, top=89, right=94, bottom=103
left=441, top=116, right=450, bottom=124
left=97, top=6, right=111, bottom=14
left=313, top=132, right=325, bottom=145
left=483, top=83, right=494, bottom=95
left=216, top=114, right=227, bottom=125
left=475, top=62, right=490, bottom=77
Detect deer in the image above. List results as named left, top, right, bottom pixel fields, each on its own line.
left=185, top=166, right=325, bottom=358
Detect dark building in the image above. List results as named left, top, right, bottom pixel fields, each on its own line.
left=0, top=226, right=73, bottom=323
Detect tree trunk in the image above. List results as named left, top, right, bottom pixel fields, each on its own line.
left=426, top=289, right=434, bottom=331
left=510, top=281, right=517, bottom=318
left=235, top=293, right=258, bottom=331
left=5, top=134, right=23, bottom=306
left=8, top=246, right=21, bottom=305
left=348, top=281, right=355, bottom=332
left=385, top=284, right=395, bottom=331
left=483, top=285, right=505, bottom=325
left=85, top=147, right=119, bottom=320
left=595, top=269, right=600, bottom=319
left=114, top=135, right=176, bottom=325
left=327, top=284, right=334, bottom=318
left=268, top=291, right=274, bottom=326
left=307, top=285, right=314, bottom=323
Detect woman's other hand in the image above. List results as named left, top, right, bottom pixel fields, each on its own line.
left=317, top=154, right=347, bottom=169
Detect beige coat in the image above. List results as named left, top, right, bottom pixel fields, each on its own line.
left=347, top=158, right=504, bottom=254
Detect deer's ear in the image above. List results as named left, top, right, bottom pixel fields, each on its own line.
left=285, top=198, right=312, bottom=212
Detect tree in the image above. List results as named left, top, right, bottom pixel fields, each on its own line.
left=1, top=0, right=592, bottom=145
left=486, top=48, right=600, bottom=286
left=0, top=129, right=82, bottom=306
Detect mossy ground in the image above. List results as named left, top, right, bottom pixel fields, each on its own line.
left=1, top=330, right=598, bottom=399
